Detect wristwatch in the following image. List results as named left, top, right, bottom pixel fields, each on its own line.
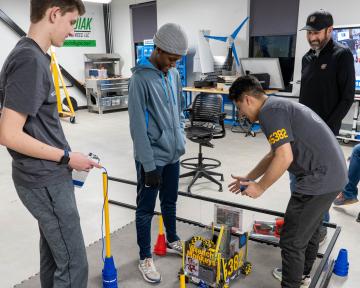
left=58, top=149, right=70, bottom=165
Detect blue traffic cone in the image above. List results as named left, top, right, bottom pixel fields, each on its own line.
left=102, top=256, right=118, bottom=288
left=333, top=249, right=349, bottom=277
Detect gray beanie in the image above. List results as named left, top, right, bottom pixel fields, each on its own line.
left=153, top=23, right=188, bottom=56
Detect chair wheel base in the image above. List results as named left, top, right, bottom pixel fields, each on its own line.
left=180, top=149, right=223, bottom=193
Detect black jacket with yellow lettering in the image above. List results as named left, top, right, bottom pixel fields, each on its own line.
left=299, top=38, right=355, bottom=135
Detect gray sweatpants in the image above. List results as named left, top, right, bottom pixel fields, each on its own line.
left=15, top=179, right=88, bottom=288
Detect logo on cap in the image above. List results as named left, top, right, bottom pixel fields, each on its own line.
left=301, top=10, right=333, bottom=31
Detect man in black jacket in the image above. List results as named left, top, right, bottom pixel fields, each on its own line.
left=299, top=10, right=355, bottom=135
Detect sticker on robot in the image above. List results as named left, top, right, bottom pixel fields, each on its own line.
left=185, top=256, right=199, bottom=277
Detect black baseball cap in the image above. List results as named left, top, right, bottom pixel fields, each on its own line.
left=301, top=10, right=334, bottom=31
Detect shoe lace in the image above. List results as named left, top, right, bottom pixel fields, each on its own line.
left=171, top=240, right=183, bottom=250
left=143, top=258, right=156, bottom=273
left=337, top=192, right=345, bottom=200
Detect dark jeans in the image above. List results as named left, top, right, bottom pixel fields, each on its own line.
left=280, top=191, right=338, bottom=288
left=15, top=180, right=88, bottom=288
left=135, top=161, right=180, bottom=260
left=289, top=173, right=330, bottom=222
left=343, top=144, right=360, bottom=199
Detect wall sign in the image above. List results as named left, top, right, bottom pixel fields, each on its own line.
left=64, top=16, right=96, bottom=47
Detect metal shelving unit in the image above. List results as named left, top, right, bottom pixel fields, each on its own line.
left=84, top=53, right=129, bottom=114
left=337, top=95, right=360, bottom=143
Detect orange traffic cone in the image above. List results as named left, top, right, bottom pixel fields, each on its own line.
left=154, top=215, right=167, bottom=256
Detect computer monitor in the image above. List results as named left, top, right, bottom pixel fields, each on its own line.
left=239, top=58, right=285, bottom=89
left=202, top=56, right=226, bottom=82
left=332, top=25, right=360, bottom=94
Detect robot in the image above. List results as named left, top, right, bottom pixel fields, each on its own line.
left=181, top=224, right=252, bottom=288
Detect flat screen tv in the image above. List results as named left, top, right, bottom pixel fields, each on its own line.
left=240, top=58, right=285, bottom=90
left=333, top=25, right=360, bottom=94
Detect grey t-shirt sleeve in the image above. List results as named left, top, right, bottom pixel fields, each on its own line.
left=259, top=108, right=294, bottom=150
left=3, top=55, right=48, bottom=117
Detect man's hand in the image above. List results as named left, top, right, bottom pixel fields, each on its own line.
left=239, top=181, right=265, bottom=198
left=69, top=152, right=102, bottom=171
left=145, top=169, right=162, bottom=188
left=228, top=174, right=248, bottom=193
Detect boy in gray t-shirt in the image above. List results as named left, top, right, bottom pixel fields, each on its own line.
left=228, top=76, right=346, bottom=288
left=0, top=1, right=100, bottom=287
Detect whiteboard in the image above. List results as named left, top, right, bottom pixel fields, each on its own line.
left=193, top=30, right=214, bottom=74
left=239, top=58, right=285, bottom=90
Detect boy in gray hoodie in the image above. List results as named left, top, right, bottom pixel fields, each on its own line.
left=128, top=23, right=188, bottom=283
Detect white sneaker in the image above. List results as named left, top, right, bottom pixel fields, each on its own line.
left=138, top=258, right=161, bottom=283
left=272, top=267, right=282, bottom=282
left=301, top=274, right=311, bottom=287
left=167, top=240, right=183, bottom=256
left=272, top=268, right=311, bottom=287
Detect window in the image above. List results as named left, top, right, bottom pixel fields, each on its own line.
left=249, top=0, right=299, bottom=91
left=250, top=35, right=296, bottom=90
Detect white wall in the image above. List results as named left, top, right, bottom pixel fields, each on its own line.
left=0, top=0, right=30, bottom=68
left=111, top=0, right=250, bottom=83
left=111, top=0, right=149, bottom=78
left=293, top=0, right=360, bottom=123
left=0, top=1, right=106, bottom=106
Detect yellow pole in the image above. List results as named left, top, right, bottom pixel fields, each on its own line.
left=50, top=47, right=75, bottom=117
left=182, top=241, right=185, bottom=271
left=50, top=51, right=63, bottom=114
left=215, top=226, right=224, bottom=254
left=245, top=232, right=249, bottom=260
left=57, top=62, right=75, bottom=115
left=103, top=172, right=111, bottom=258
left=216, top=253, right=221, bottom=284
left=158, top=215, right=164, bottom=235
left=179, top=274, right=186, bottom=288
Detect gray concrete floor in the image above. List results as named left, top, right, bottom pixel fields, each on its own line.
left=0, top=109, right=359, bottom=287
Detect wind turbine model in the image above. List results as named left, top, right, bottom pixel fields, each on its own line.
left=204, top=17, right=249, bottom=71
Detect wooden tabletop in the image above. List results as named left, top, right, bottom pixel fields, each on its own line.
left=182, top=86, right=278, bottom=95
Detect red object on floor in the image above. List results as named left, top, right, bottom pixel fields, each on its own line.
left=154, top=234, right=167, bottom=256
